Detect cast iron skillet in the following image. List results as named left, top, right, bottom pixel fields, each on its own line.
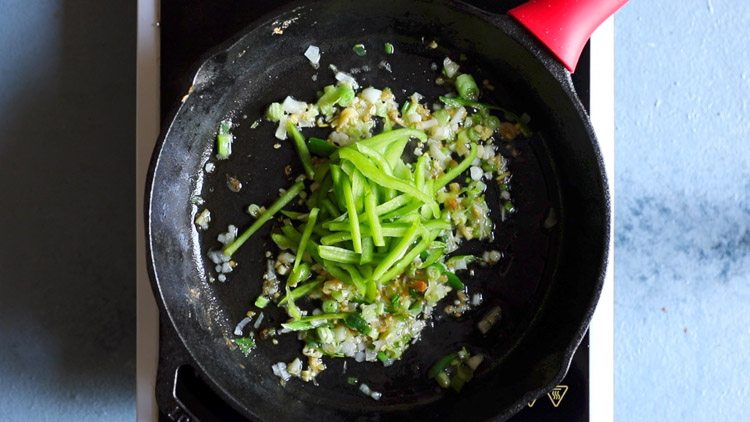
left=146, top=0, right=620, bottom=420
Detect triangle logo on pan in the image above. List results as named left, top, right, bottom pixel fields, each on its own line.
left=547, top=385, right=569, bottom=408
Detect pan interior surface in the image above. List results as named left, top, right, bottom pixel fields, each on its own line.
left=147, top=1, right=608, bottom=420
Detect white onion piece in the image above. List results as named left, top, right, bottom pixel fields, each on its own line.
left=303, top=45, right=320, bottom=68
left=443, top=57, right=460, bottom=78
left=282, top=96, right=308, bottom=114
left=470, top=166, right=483, bottom=180
left=275, top=118, right=288, bottom=140
left=467, top=354, right=485, bottom=370
left=233, top=316, right=253, bottom=336
left=335, top=71, right=359, bottom=89
left=359, top=383, right=372, bottom=395
left=253, top=312, right=265, bottom=329
left=361, top=87, right=382, bottom=103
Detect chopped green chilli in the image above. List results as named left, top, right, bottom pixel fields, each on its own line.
left=206, top=51, right=530, bottom=392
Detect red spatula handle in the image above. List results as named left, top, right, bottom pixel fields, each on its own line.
left=508, top=0, right=627, bottom=72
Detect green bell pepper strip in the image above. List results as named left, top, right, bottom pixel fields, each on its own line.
left=434, top=142, right=478, bottom=191
left=364, top=187, right=385, bottom=247
left=286, top=121, right=315, bottom=179
left=360, top=236, right=374, bottom=265
left=223, top=181, right=304, bottom=257
left=281, top=313, right=348, bottom=331
left=377, top=229, right=438, bottom=284
left=341, top=174, right=362, bottom=253
left=307, top=137, right=337, bottom=157
left=287, top=262, right=313, bottom=286
left=372, top=219, right=420, bottom=282
left=356, top=128, right=426, bottom=153
left=278, top=279, right=321, bottom=305
left=318, top=245, right=360, bottom=264
left=292, top=208, right=319, bottom=273
left=338, top=148, right=440, bottom=217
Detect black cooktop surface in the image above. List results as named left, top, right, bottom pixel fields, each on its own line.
left=158, top=1, right=591, bottom=421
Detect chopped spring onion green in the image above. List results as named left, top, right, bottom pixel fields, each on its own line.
left=344, top=313, right=370, bottom=334
left=353, top=43, right=367, bottom=56
left=222, top=181, right=305, bottom=257
left=384, top=42, right=395, bottom=55
left=216, top=120, right=233, bottom=160
left=455, top=73, right=479, bottom=101
left=317, top=84, right=355, bottom=115
left=255, top=295, right=270, bottom=309
left=266, top=102, right=284, bottom=122
left=234, top=337, right=256, bottom=356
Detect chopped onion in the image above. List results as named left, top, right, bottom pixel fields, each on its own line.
left=282, top=96, right=308, bottom=114
left=467, top=354, right=485, bottom=370
left=361, top=87, right=382, bottom=104
left=334, top=71, right=359, bottom=89
left=304, top=45, right=321, bottom=68
left=253, top=312, right=265, bottom=329
left=359, top=383, right=372, bottom=395
left=370, top=391, right=382, bottom=400
left=272, top=362, right=292, bottom=382
left=471, top=293, right=483, bottom=306
left=478, top=306, right=502, bottom=334
left=233, top=316, right=253, bottom=336
left=443, top=57, right=460, bottom=78
left=275, top=117, right=288, bottom=140
left=470, top=166, right=483, bottom=181
left=354, top=350, right=366, bottom=362
left=287, top=358, right=303, bottom=376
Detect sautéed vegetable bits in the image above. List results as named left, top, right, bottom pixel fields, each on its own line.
left=198, top=51, right=529, bottom=397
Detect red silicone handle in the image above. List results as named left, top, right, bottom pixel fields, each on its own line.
left=509, top=0, right=627, bottom=72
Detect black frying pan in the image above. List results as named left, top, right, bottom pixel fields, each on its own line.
left=146, top=0, right=619, bottom=420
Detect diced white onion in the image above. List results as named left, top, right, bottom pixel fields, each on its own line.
left=443, top=57, right=460, bottom=78
left=370, top=391, right=382, bottom=400
left=282, top=96, right=308, bottom=114
left=471, top=293, right=483, bottom=306
left=361, top=87, right=382, bottom=103
left=275, top=118, right=288, bottom=140
left=253, top=312, right=265, bottom=329
left=467, top=354, right=485, bottom=370
left=359, top=383, right=372, bottom=395
left=303, top=45, right=320, bottom=68
left=233, top=316, right=253, bottom=336
left=470, top=166, right=483, bottom=180
left=335, top=71, right=359, bottom=89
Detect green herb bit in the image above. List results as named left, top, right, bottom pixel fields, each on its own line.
left=347, top=376, right=359, bottom=385
left=428, top=352, right=457, bottom=378
left=216, top=119, right=233, bottom=160
left=344, top=313, right=371, bottom=334
left=266, top=102, right=284, bottom=122
left=254, top=295, right=270, bottom=309
left=455, top=73, right=479, bottom=101
left=353, top=43, right=367, bottom=56
left=384, top=42, right=395, bottom=55
left=223, top=181, right=304, bottom=257
left=317, top=84, right=355, bottom=115
left=322, top=299, right=339, bottom=313
left=235, top=337, right=256, bottom=357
